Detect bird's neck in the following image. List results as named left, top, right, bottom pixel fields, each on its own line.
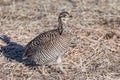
left=58, top=18, right=69, bottom=35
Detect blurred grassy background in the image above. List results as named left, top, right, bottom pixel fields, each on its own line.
left=0, top=0, right=120, bottom=80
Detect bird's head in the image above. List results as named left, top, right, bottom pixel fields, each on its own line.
left=58, top=11, right=72, bottom=24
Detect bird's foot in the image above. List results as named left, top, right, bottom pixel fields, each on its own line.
left=37, top=66, right=50, bottom=76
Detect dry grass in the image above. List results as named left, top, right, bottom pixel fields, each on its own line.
left=0, top=0, right=120, bottom=80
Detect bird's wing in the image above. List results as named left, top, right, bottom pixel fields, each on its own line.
left=23, top=30, right=58, bottom=58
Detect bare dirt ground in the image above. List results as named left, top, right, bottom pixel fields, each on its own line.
left=0, top=0, right=120, bottom=80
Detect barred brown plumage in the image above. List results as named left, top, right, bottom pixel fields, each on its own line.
left=23, top=11, right=73, bottom=75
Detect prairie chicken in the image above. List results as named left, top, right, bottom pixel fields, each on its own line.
left=23, top=11, right=73, bottom=74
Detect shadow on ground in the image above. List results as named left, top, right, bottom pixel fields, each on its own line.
left=0, top=35, right=36, bottom=66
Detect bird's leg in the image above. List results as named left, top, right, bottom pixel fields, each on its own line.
left=37, top=65, right=49, bottom=76
left=57, top=56, right=67, bottom=74
left=59, top=62, right=67, bottom=74
left=42, top=65, right=46, bottom=75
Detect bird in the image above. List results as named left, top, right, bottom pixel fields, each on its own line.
left=22, top=11, right=73, bottom=75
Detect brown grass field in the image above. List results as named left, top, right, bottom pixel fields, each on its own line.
left=0, top=0, right=120, bottom=80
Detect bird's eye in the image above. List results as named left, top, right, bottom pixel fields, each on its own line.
left=63, top=19, right=65, bottom=21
